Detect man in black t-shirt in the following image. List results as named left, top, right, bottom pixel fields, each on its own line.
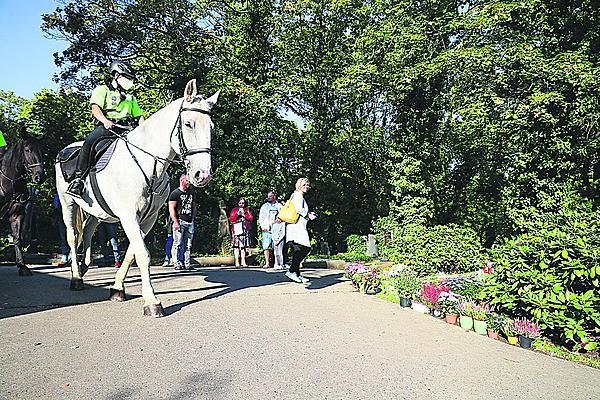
left=168, top=173, right=196, bottom=270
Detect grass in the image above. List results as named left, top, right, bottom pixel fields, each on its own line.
left=534, top=340, right=600, bottom=369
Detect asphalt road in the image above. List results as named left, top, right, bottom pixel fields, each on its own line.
left=1, top=264, right=598, bottom=400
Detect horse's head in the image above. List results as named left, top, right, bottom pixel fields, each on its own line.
left=21, top=139, right=46, bottom=184
left=172, top=79, right=219, bottom=188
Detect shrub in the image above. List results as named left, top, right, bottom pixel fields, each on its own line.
left=332, top=251, right=371, bottom=263
left=346, top=234, right=365, bottom=253
left=483, top=195, right=600, bottom=350
left=373, top=220, right=484, bottom=276
left=332, top=234, right=370, bottom=262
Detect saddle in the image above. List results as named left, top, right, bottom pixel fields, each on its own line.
left=56, top=138, right=118, bottom=182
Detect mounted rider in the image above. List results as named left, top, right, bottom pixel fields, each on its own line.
left=67, top=61, right=145, bottom=197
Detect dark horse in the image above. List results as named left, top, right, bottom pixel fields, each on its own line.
left=0, top=139, right=46, bottom=276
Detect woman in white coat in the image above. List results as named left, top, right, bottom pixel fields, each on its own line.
left=285, top=178, right=317, bottom=283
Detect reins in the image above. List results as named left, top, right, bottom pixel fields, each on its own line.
left=107, top=99, right=212, bottom=197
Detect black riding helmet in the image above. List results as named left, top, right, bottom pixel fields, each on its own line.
left=109, top=61, right=136, bottom=80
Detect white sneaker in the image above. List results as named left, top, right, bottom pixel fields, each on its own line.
left=162, top=261, right=170, bottom=267
left=285, top=271, right=301, bottom=283
left=273, top=265, right=286, bottom=270
left=298, top=275, right=310, bottom=284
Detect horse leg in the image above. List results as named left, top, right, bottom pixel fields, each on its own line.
left=110, top=213, right=158, bottom=302
left=110, top=246, right=135, bottom=302
left=80, top=216, right=100, bottom=277
left=63, top=203, right=85, bottom=290
left=120, top=215, right=164, bottom=317
left=10, top=214, right=31, bottom=276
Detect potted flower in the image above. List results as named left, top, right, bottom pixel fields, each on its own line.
left=438, top=291, right=459, bottom=324
left=420, top=282, right=449, bottom=318
left=471, top=304, right=492, bottom=335
left=511, top=318, right=541, bottom=349
left=486, top=313, right=504, bottom=340
left=456, top=299, right=475, bottom=330
left=360, top=266, right=382, bottom=294
left=345, top=263, right=369, bottom=290
left=410, top=291, right=430, bottom=313
left=503, top=319, right=518, bottom=345
left=391, top=267, right=421, bottom=308
left=345, top=263, right=369, bottom=292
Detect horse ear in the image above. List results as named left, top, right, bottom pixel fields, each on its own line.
left=205, top=90, right=220, bottom=111
left=184, top=79, right=197, bottom=102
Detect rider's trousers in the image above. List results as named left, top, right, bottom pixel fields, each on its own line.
left=74, top=125, right=113, bottom=177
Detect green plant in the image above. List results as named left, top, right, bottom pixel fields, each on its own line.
left=331, top=251, right=371, bottom=263
left=487, top=313, right=505, bottom=332
left=345, top=234, right=365, bottom=253
left=483, top=194, right=600, bottom=351
left=438, top=291, right=459, bottom=315
left=472, top=304, right=492, bottom=321
left=373, top=221, right=484, bottom=276
left=502, top=318, right=516, bottom=337
left=456, top=299, right=476, bottom=317
left=390, top=267, right=421, bottom=298
left=511, top=319, right=542, bottom=339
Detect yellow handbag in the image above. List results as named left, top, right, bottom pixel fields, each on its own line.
left=278, top=199, right=299, bottom=224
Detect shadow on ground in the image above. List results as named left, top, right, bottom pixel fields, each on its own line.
left=163, top=267, right=344, bottom=315
left=0, top=263, right=345, bottom=319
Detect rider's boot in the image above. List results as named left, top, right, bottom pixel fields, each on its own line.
left=67, top=175, right=85, bottom=198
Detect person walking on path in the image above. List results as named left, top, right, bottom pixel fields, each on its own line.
left=162, top=207, right=174, bottom=266
left=259, top=191, right=285, bottom=269
left=229, top=197, right=253, bottom=267
left=97, top=222, right=121, bottom=267
left=169, top=174, right=196, bottom=271
left=285, top=178, right=317, bottom=283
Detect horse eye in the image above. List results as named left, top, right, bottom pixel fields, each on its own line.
left=185, top=121, right=193, bottom=129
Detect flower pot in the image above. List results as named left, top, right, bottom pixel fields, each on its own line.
left=459, top=315, right=474, bottom=330
left=430, top=308, right=442, bottom=318
left=399, top=297, right=412, bottom=308
left=518, top=335, right=533, bottom=349
left=487, top=329, right=499, bottom=340
left=445, top=313, right=458, bottom=325
left=411, top=301, right=430, bottom=314
left=473, top=319, right=487, bottom=335
left=507, top=336, right=519, bottom=345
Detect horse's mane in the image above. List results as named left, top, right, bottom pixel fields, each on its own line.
left=0, top=140, right=24, bottom=173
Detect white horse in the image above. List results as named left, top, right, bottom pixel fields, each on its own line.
left=56, top=79, right=218, bottom=317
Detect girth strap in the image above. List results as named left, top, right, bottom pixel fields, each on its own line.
left=89, top=168, right=117, bottom=218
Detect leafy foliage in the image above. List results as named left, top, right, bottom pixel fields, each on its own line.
left=483, top=193, right=600, bottom=350
left=374, top=220, right=484, bottom=276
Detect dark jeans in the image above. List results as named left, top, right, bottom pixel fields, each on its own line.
left=289, top=242, right=310, bottom=275
left=75, top=125, right=114, bottom=176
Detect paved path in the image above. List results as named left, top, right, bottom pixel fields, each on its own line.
left=0, top=264, right=598, bottom=400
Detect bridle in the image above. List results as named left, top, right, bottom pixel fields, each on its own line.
left=110, top=98, right=213, bottom=198
left=0, top=144, right=43, bottom=197
left=172, top=100, right=213, bottom=160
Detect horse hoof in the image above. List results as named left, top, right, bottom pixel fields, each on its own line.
left=143, top=304, right=165, bottom=318
left=69, top=279, right=84, bottom=291
left=109, top=288, right=126, bottom=302
left=18, top=267, right=33, bottom=276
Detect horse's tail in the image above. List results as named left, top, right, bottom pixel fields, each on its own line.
left=74, top=207, right=85, bottom=247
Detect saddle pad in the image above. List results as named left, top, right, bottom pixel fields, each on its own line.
left=57, top=139, right=118, bottom=182
left=95, top=140, right=118, bottom=173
